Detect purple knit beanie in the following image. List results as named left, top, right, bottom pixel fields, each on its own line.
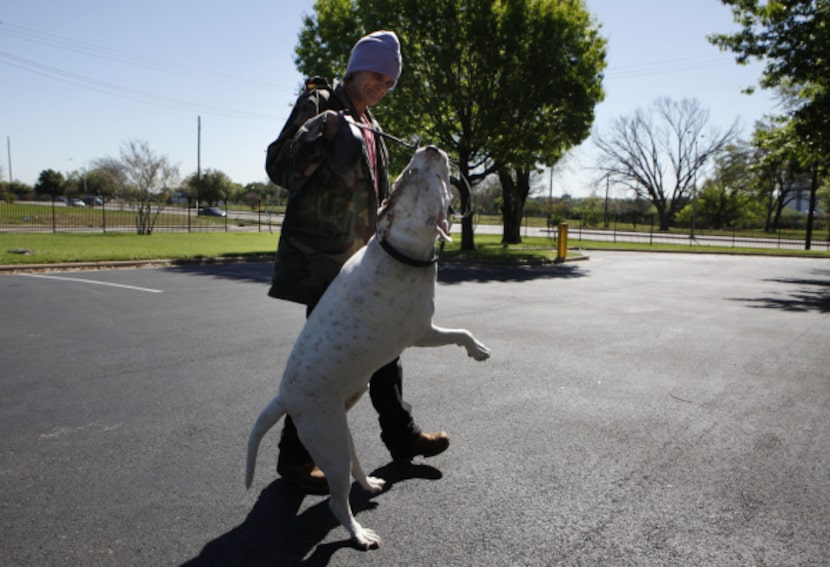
left=345, top=30, right=402, bottom=86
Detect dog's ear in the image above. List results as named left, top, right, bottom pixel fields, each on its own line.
left=377, top=192, right=400, bottom=239
left=377, top=207, right=393, bottom=238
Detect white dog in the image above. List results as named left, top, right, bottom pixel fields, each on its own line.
left=245, top=145, right=490, bottom=550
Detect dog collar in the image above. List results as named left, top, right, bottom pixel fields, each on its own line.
left=379, top=237, right=439, bottom=268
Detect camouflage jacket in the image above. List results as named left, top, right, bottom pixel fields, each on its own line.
left=265, top=78, right=392, bottom=305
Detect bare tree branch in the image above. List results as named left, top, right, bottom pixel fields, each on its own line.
left=594, top=97, right=738, bottom=230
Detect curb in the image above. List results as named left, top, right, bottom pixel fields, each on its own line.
left=0, top=252, right=588, bottom=274
left=0, top=254, right=275, bottom=274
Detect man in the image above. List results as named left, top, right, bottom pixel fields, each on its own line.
left=265, top=30, right=449, bottom=494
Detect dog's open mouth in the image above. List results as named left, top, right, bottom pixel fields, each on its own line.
left=436, top=211, right=452, bottom=242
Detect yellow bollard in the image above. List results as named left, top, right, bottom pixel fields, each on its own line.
left=555, top=223, right=568, bottom=263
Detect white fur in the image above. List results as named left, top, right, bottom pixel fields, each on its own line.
left=245, top=146, right=490, bottom=550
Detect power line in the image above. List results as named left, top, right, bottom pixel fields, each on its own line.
left=0, top=21, right=282, bottom=89
left=605, top=55, right=741, bottom=80
left=0, top=20, right=301, bottom=119
left=0, top=49, right=277, bottom=120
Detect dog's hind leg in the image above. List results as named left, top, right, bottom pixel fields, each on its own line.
left=347, top=427, right=386, bottom=494
left=343, top=388, right=386, bottom=494
left=245, top=395, right=287, bottom=489
left=296, top=407, right=383, bottom=550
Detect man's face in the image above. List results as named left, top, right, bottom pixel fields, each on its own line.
left=352, top=71, right=395, bottom=109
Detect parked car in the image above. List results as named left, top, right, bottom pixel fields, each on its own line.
left=198, top=207, right=226, bottom=217
left=67, top=199, right=86, bottom=207
left=82, top=197, right=104, bottom=206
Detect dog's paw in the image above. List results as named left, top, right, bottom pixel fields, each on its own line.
left=467, top=341, right=491, bottom=361
left=363, top=476, right=386, bottom=494
left=354, top=526, right=383, bottom=550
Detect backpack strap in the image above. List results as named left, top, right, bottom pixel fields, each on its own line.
left=303, top=76, right=332, bottom=115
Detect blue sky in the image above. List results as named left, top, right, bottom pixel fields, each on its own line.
left=2, top=0, right=776, bottom=197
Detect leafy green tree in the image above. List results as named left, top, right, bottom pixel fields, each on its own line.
left=488, top=0, right=606, bottom=243
left=85, top=168, right=121, bottom=201
left=183, top=169, right=235, bottom=207
left=697, top=142, right=757, bottom=230
left=34, top=169, right=66, bottom=199
left=90, top=157, right=130, bottom=201
left=240, top=181, right=267, bottom=210
left=709, top=0, right=829, bottom=148
left=294, top=0, right=606, bottom=248
left=819, top=177, right=830, bottom=215
left=1, top=180, right=32, bottom=202
left=750, top=118, right=811, bottom=232
left=709, top=0, right=829, bottom=248
left=573, top=193, right=604, bottom=227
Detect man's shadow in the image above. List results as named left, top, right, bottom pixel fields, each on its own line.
left=181, top=462, right=442, bottom=567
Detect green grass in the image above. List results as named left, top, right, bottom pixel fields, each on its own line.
left=1, top=203, right=242, bottom=231
left=475, top=214, right=829, bottom=242
left=441, top=233, right=561, bottom=262
left=573, top=239, right=830, bottom=257
left=1, top=230, right=829, bottom=267
left=0, top=232, right=278, bottom=265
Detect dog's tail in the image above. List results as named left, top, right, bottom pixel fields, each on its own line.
left=245, top=395, right=287, bottom=489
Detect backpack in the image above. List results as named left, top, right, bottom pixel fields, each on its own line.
left=265, top=77, right=336, bottom=184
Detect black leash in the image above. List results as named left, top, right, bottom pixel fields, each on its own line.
left=347, top=116, right=420, bottom=150
left=348, top=115, right=474, bottom=266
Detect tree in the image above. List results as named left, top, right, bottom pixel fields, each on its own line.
left=34, top=169, right=66, bottom=199
left=63, top=167, right=120, bottom=201
left=593, top=97, right=738, bottom=231
left=294, top=0, right=606, bottom=248
left=750, top=118, right=811, bottom=232
left=90, top=157, right=129, bottom=198
left=117, top=140, right=179, bottom=235
left=2, top=180, right=33, bottom=201
left=709, top=0, right=829, bottom=248
left=682, top=142, right=760, bottom=230
left=85, top=168, right=122, bottom=201
left=183, top=169, right=235, bottom=207
left=487, top=0, right=606, bottom=243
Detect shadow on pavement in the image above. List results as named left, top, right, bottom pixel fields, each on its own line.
left=167, top=261, right=274, bottom=286
left=731, top=271, right=830, bottom=314
left=437, top=260, right=587, bottom=284
left=181, top=463, right=441, bottom=567
left=166, top=260, right=588, bottom=287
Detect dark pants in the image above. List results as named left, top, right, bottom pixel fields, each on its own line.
left=278, top=304, right=421, bottom=466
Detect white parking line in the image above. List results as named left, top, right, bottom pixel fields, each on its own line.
left=20, top=274, right=163, bottom=293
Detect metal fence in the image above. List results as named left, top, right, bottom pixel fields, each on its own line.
left=568, top=225, right=830, bottom=251
left=0, top=200, right=284, bottom=234
left=518, top=215, right=830, bottom=252
left=4, top=201, right=829, bottom=252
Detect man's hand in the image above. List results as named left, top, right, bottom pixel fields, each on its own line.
left=322, top=110, right=341, bottom=141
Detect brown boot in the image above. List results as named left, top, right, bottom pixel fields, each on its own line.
left=394, top=431, right=450, bottom=463
left=277, top=461, right=329, bottom=495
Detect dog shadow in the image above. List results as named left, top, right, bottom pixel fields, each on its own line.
left=181, top=462, right=442, bottom=567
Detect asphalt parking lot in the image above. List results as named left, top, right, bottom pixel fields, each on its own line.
left=1, top=251, right=828, bottom=566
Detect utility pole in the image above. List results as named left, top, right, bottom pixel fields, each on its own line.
left=604, top=173, right=610, bottom=229
left=6, top=136, right=12, bottom=183
left=549, top=166, right=553, bottom=201
left=196, top=116, right=202, bottom=209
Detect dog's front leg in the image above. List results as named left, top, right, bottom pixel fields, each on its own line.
left=415, top=324, right=491, bottom=361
